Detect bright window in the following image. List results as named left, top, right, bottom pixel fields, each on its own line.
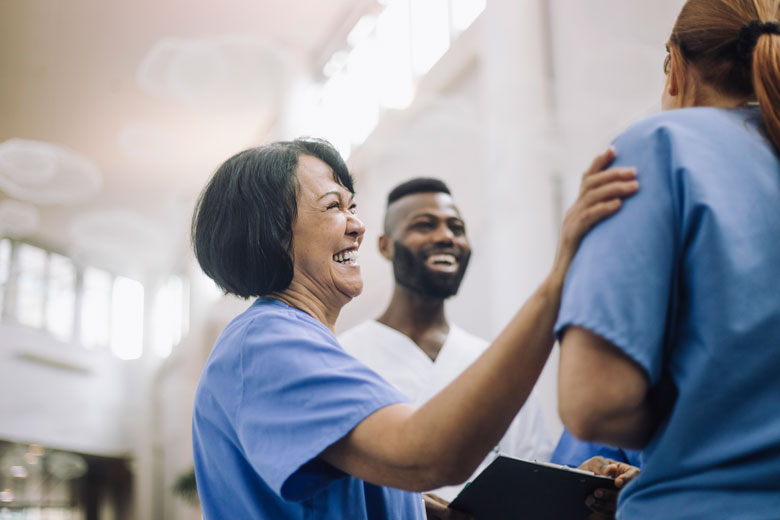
left=451, top=0, right=486, bottom=33
left=291, top=0, right=486, bottom=158
left=80, top=266, right=112, bottom=349
left=0, top=238, right=10, bottom=317
left=0, top=240, right=192, bottom=360
left=376, top=0, right=414, bottom=109
left=152, top=275, right=188, bottom=357
left=110, top=276, right=144, bottom=360
left=410, top=0, right=451, bottom=76
left=15, top=243, right=47, bottom=329
left=45, top=253, right=76, bottom=342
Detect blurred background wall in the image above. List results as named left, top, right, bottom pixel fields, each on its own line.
left=0, top=1, right=683, bottom=517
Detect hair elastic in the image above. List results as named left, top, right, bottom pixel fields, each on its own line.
left=737, top=20, right=780, bottom=63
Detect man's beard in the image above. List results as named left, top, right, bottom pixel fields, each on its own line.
left=392, top=240, right=471, bottom=299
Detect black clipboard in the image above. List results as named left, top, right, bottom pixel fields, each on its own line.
left=448, top=456, right=616, bottom=520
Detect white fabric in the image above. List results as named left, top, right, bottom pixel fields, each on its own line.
left=339, top=320, right=553, bottom=501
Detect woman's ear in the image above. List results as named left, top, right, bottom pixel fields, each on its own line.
left=662, top=47, right=685, bottom=110
left=378, top=235, right=394, bottom=260
left=668, top=64, right=679, bottom=96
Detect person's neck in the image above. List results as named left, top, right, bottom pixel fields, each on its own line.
left=694, top=88, right=755, bottom=109
left=377, top=285, right=450, bottom=360
left=272, top=283, right=343, bottom=333
left=687, top=71, right=756, bottom=109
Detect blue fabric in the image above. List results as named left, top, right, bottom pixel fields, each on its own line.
left=192, top=297, right=425, bottom=519
left=556, top=106, right=780, bottom=519
left=551, top=429, right=642, bottom=469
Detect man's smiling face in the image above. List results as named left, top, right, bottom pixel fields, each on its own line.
left=383, top=192, right=471, bottom=299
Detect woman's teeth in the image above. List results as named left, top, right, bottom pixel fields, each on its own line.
left=333, top=250, right=358, bottom=264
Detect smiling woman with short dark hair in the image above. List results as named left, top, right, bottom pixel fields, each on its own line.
left=192, top=138, right=353, bottom=298
left=190, top=137, right=639, bottom=519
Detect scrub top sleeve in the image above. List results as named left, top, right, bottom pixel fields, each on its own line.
left=555, top=119, right=680, bottom=386
left=234, top=314, right=408, bottom=502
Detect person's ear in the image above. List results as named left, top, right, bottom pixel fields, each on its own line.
left=378, top=234, right=393, bottom=260
left=662, top=47, right=685, bottom=111
left=668, top=60, right=680, bottom=97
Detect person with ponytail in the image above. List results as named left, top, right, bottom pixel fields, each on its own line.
left=555, top=0, right=780, bottom=517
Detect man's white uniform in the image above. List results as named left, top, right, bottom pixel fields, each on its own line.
left=340, top=320, right=553, bottom=501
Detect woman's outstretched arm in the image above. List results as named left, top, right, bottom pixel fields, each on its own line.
left=321, top=148, right=639, bottom=490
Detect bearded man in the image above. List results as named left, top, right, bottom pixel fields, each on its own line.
left=339, top=178, right=553, bottom=511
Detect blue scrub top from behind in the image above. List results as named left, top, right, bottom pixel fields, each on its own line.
left=556, top=106, right=780, bottom=519
left=192, top=297, right=425, bottom=519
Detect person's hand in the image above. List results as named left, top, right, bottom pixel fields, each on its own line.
left=579, top=456, right=640, bottom=519
left=551, top=147, right=638, bottom=283
left=423, top=493, right=473, bottom=520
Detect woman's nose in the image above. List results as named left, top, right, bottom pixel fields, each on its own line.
left=346, top=213, right=366, bottom=238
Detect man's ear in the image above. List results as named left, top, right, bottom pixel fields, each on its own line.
left=378, top=234, right=393, bottom=260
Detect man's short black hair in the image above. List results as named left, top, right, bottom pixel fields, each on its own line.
left=386, top=177, right=451, bottom=206
left=191, top=137, right=353, bottom=299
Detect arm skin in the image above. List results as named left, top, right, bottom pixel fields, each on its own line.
left=319, top=148, right=640, bottom=491
left=558, top=327, right=655, bottom=450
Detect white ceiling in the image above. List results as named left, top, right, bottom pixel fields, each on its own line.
left=0, top=0, right=687, bottom=279
left=0, top=0, right=376, bottom=267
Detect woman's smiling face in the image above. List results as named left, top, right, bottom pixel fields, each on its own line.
left=288, top=154, right=366, bottom=308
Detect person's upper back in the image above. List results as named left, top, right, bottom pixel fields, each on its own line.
left=557, top=105, right=780, bottom=518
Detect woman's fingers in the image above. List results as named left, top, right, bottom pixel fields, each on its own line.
left=608, top=463, right=641, bottom=488
left=580, top=178, right=639, bottom=208
left=580, top=166, right=637, bottom=194
left=582, top=147, right=617, bottom=181
left=565, top=176, right=638, bottom=240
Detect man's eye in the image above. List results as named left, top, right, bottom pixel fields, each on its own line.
left=412, top=221, right=434, bottom=230
left=349, top=204, right=357, bottom=214
left=326, top=202, right=339, bottom=210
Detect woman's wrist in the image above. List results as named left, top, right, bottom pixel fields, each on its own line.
left=537, top=271, right=565, bottom=308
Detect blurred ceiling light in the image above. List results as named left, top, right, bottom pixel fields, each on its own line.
left=0, top=139, right=101, bottom=205
left=347, top=14, right=378, bottom=46
left=0, top=199, right=39, bottom=237
left=137, top=34, right=286, bottom=112
left=118, top=122, right=177, bottom=167
left=0, top=489, right=12, bottom=502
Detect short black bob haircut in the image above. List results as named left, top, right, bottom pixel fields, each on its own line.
left=386, top=177, right=451, bottom=206
left=192, top=137, right=354, bottom=299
